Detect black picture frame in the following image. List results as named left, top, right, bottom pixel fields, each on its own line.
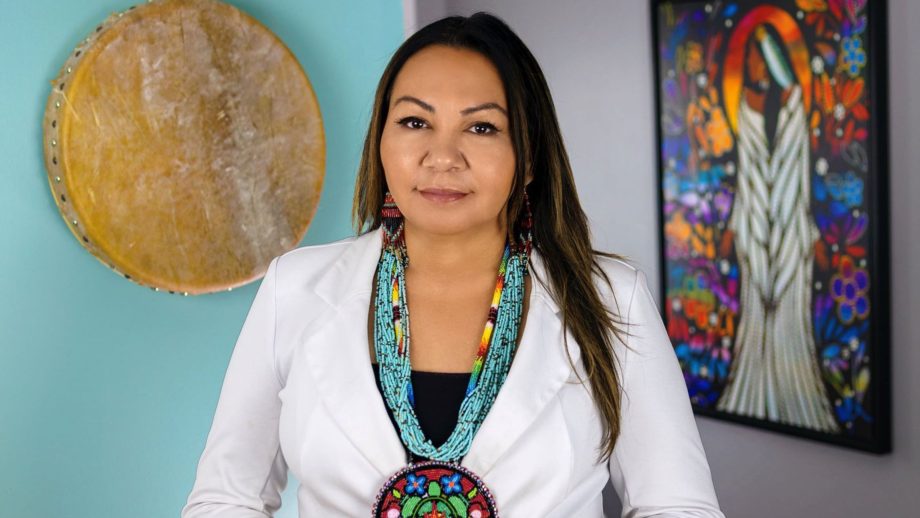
left=650, top=0, right=891, bottom=453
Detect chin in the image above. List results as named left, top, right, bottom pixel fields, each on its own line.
left=407, top=219, right=474, bottom=236
left=404, top=211, right=493, bottom=237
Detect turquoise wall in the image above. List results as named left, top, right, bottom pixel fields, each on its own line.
left=0, top=1, right=404, bottom=516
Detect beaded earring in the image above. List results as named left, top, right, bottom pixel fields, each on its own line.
left=513, top=188, right=534, bottom=261
left=380, top=191, right=408, bottom=264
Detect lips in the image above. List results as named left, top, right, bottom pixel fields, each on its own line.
left=418, top=188, right=469, bottom=202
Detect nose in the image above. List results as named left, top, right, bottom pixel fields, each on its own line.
left=420, top=133, right=466, bottom=172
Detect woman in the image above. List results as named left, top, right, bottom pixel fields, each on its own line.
left=182, top=12, right=724, bottom=517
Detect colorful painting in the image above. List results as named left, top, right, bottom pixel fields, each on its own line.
left=652, top=0, right=890, bottom=452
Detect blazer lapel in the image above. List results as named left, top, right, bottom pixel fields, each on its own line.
left=461, top=249, right=580, bottom=477
left=301, top=227, right=406, bottom=477
left=301, top=226, right=580, bottom=479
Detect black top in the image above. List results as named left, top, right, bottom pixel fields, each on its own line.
left=372, top=362, right=471, bottom=460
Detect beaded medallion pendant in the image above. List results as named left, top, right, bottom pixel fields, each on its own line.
left=372, top=461, right=497, bottom=518
left=371, top=192, right=532, bottom=518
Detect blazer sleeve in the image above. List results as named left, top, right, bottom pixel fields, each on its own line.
left=607, top=268, right=725, bottom=518
left=181, top=256, right=289, bottom=517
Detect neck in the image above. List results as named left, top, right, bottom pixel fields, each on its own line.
left=401, top=219, right=507, bottom=279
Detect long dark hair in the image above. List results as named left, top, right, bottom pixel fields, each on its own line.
left=351, top=12, right=632, bottom=463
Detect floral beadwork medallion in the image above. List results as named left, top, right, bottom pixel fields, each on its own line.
left=372, top=460, right=498, bottom=517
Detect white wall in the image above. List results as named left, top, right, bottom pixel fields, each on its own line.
left=412, top=1, right=920, bottom=516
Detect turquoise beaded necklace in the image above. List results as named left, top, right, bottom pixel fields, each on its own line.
left=373, top=195, right=531, bottom=464
left=371, top=192, right=532, bottom=517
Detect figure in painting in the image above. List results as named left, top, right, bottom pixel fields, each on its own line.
left=716, top=6, right=838, bottom=432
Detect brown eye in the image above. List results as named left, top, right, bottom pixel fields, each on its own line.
left=470, top=122, right=498, bottom=135
left=396, top=116, right=427, bottom=130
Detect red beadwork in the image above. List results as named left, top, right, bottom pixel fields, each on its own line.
left=372, top=460, right=499, bottom=517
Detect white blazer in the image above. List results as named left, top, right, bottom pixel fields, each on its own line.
left=182, top=226, right=725, bottom=517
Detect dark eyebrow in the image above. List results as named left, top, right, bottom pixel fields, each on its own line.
left=392, top=95, right=507, bottom=116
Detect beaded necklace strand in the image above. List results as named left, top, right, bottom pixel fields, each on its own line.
left=373, top=223, right=529, bottom=464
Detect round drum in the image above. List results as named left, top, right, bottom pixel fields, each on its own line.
left=42, top=0, right=325, bottom=295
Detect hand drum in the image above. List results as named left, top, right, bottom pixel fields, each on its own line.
left=42, top=0, right=325, bottom=295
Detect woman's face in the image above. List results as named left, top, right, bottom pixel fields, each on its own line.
left=380, top=44, right=527, bottom=238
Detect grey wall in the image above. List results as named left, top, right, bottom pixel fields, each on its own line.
left=412, top=1, right=920, bottom=516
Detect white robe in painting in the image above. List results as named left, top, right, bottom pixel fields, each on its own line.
left=717, top=83, right=839, bottom=432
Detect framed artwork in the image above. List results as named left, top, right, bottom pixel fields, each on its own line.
left=651, top=0, right=890, bottom=452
